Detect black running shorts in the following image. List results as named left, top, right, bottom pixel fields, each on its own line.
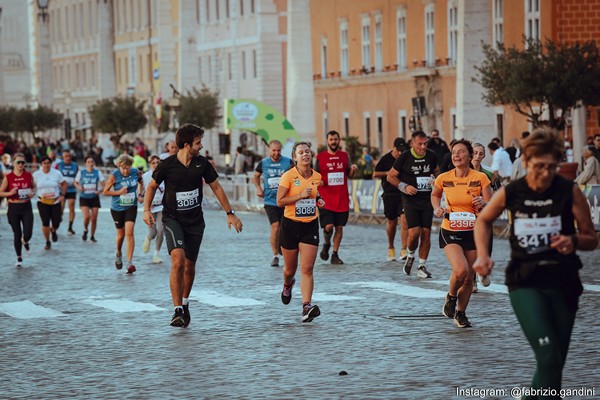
left=162, top=214, right=205, bottom=262
left=264, top=205, right=284, bottom=225
left=439, top=228, right=476, bottom=250
left=403, top=201, right=433, bottom=229
left=37, top=202, right=62, bottom=228
left=382, top=192, right=404, bottom=220
left=318, top=208, right=349, bottom=228
left=80, top=197, right=101, bottom=208
left=110, top=207, right=137, bottom=229
left=279, top=217, right=319, bottom=249
left=64, top=192, right=77, bottom=200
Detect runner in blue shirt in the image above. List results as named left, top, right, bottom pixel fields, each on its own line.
left=74, top=155, right=105, bottom=242
left=253, top=140, right=293, bottom=267
left=103, top=154, right=142, bottom=274
left=55, top=149, right=79, bottom=235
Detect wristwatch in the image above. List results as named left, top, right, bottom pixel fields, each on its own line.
left=226, top=209, right=235, bottom=216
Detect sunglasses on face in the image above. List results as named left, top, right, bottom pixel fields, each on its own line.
left=15, top=161, right=25, bottom=165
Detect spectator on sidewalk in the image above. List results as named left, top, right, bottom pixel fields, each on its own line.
left=488, top=141, right=513, bottom=185
left=575, top=145, right=600, bottom=185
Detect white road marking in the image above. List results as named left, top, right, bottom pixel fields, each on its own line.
left=583, top=284, right=600, bottom=293
left=311, top=293, right=363, bottom=301
left=191, top=290, right=265, bottom=307
left=84, top=299, right=166, bottom=312
left=344, top=281, right=447, bottom=298
left=0, top=300, right=65, bottom=319
left=429, top=279, right=508, bottom=294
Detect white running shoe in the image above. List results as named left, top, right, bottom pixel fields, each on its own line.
left=387, top=248, right=396, bottom=261
left=478, top=274, right=491, bottom=287
left=152, top=254, right=162, bottom=264
left=417, top=265, right=432, bottom=278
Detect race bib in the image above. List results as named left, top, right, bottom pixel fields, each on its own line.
left=295, top=198, right=316, bottom=218
left=416, top=176, right=432, bottom=191
left=176, top=188, right=199, bottom=211
left=18, top=188, right=32, bottom=200
left=267, top=177, right=280, bottom=189
left=514, top=216, right=561, bottom=254
left=83, top=184, right=96, bottom=194
left=448, top=212, right=476, bottom=231
left=328, top=172, right=344, bottom=186
left=152, top=193, right=164, bottom=206
left=119, top=192, right=136, bottom=207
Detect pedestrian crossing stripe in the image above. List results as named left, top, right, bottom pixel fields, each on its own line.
left=344, top=281, right=448, bottom=298
left=429, top=279, right=509, bottom=294
left=0, top=300, right=65, bottom=319
left=83, top=299, right=166, bottom=312
left=191, top=290, right=266, bottom=307
left=584, top=284, right=600, bottom=292
left=311, top=293, right=363, bottom=301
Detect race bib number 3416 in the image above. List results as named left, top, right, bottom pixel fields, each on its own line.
left=513, top=216, right=561, bottom=254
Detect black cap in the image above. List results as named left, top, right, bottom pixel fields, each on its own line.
left=393, top=137, right=407, bottom=151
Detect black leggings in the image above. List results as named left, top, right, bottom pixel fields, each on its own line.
left=7, top=202, right=34, bottom=257
left=509, top=287, right=576, bottom=398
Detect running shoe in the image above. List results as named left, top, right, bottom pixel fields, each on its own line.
left=51, top=229, right=58, bottom=242
left=82, top=230, right=88, bottom=241
left=301, top=304, right=321, bottom=323
left=454, top=311, right=472, bottom=328
left=142, top=237, right=151, bottom=253
left=403, top=256, right=414, bottom=275
left=320, top=243, right=331, bottom=261
left=170, top=308, right=186, bottom=327
left=331, top=252, right=344, bottom=265
left=115, top=255, right=123, bottom=270
left=398, top=249, right=408, bottom=261
left=126, top=265, right=136, bottom=274
left=68, top=228, right=76, bottom=235
left=417, top=265, right=432, bottom=278
left=281, top=278, right=296, bottom=305
left=90, top=236, right=97, bottom=243
left=22, top=237, right=30, bottom=254
left=472, top=278, right=479, bottom=293
left=443, top=293, right=457, bottom=318
left=44, top=241, right=51, bottom=250
left=15, top=258, right=23, bottom=268
left=479, top=274, right=491, bottom=287
left=182, top=304, right=191, bottom=327
left=271, top=256, right=279, bottom=267
left=152, top=254, right=162, bottom=264
left=387, top=248, right=396, bottom=261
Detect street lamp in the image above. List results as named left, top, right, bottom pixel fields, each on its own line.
left=37, top=0, right=49, bottom=22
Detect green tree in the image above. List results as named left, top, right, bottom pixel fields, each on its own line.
left=89, top=96, right=148, bottom=142
left=341, top=136, right=380, bottom=179
left=0, top=106, right=17, bottom=134
left=11, top=106, right=62, bottom=138
left=177, top=87, right=221, bottom=130
left=474, top=38, right=600, bottom=129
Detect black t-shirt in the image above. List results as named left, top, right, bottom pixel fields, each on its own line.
left=152, top=154, right=218, bottom=224
left=392, top=149, right=438, bottom=202
left=374, top=151, right=400, bottom=194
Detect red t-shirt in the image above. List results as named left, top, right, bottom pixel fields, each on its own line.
left=5, top=171, right=34, bottom=202
left=316, top=150, right=350, bottom=212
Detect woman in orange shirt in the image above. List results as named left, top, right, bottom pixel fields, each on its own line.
left=431, top=139, right=492, bottom=328
left=276, top=142, right=325, bottom=322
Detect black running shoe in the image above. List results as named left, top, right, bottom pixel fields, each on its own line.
left=454, top=311, right=472, bottom=328
left=90, top=236, right=97, bottom=243
left=271, top=256, right=279, bottom=267
left=320, top=243, right=331, bottom=261
left=443, top=293, right=457, bottom=318
left=403, top=256, right=414, bottom=275
left=182, top=304, right=191, bottom=327
left=170, top=308, right=186, bottom=327
left=331, top=253, right=344, bottom=264
left=51, top=229, right=58, bottom=242
left=68, top=228, right=76, bottom=236
left=115, top=256, right=123, bottom=270
left=281, top=278, right=295, bottom=305
left=301, top=304, right=321, bottom=323
left=45, top=241, right=51, bottom=250
left=23, top=241, right=30, bottom=252
left=82, top=230, right=88, bottom=241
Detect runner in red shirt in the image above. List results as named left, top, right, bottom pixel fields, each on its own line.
left=315, top=130, right=357, bottom=264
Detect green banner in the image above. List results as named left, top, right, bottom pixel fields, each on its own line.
left=224, top=99, right=301, bottom=144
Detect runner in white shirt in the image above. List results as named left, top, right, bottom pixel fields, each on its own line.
left=32, top=156, right=68, bottom=250
left=140, top=155, right=165, bottom=263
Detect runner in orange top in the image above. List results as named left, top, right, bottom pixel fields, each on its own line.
left=277, top=142, right=325, bottom=323
left=431, top=139, right=492, bottom=328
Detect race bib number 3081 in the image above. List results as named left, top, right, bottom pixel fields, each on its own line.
left=513, top=216, right=561, bottom=254
left=176, top=188, right=199, bottom=211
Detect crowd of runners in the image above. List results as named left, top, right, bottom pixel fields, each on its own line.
left=1, top=124, right=597, bottom=399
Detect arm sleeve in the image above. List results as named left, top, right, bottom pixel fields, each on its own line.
left=255, top=160, right=263, bottom=173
